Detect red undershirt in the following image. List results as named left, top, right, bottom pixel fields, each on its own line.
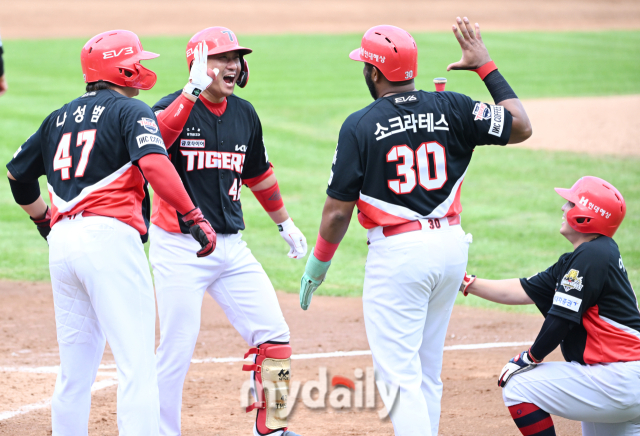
left=200, top=96, right=227, bottom=117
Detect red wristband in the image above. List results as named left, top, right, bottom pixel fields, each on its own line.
left=252, top=181, right=284, bottom=213
left=314, top=233, right=339, bottom=262
left=471, top=61, right=497, bottom=80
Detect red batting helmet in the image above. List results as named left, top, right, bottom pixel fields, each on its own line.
left=555, top=176, right=626, bottom=237
left=186, top=27, right=252, bottom=88
left=81, top=30, right=159, bottom=90
left=349, top=25, right=418, bottom=82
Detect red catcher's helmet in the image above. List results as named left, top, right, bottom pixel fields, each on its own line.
left=186, top=27, right=252, bottom=88
left=555, top=176, right=626, bottom=237
left=349, top=25, right=418, bottom=82
left=81, top=30, right=159, bottom=90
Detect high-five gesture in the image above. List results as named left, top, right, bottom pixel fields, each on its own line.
left=183, top=41, right=217, bottom=98
left=447, top=17, right=492, bottom=71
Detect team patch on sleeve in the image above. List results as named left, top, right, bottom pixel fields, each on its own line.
left=553, top=292, right=582, bottom=312
left=472, top=103, right=491, bottom=120
left=561, top=269, right=584, bottom=292
left=137, top=117, right=159, bottom=134
left=136, top=134, right=165, bottom=149
left=488, top=105, right=505, bottom=137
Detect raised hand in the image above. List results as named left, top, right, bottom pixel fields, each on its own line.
left=447, top=17, right=492, bottom=71
left=184, top=41, right=217, bottom=97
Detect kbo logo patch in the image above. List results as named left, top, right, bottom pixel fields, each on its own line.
left=137, top=118, right=158, bottom=134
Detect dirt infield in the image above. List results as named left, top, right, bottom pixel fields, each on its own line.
left=0, top=281, right=582, bottom=435
left=1, top=0, right=640, bottom=39
left=514, top=95, right=640, bottom=157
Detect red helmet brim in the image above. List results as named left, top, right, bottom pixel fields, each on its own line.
left=554, top=187, right=578, bottom=204
left=349, top=48, right=365, bottom=62
left=139, top=50, right=160, bottom=61
left=207, top=46, right=253, bottom=57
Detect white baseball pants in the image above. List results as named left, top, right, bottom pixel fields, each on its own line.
left=363, top=222, right=470, bottom=436
left=149, top=224, right=290, bottom=436
left=48, top=214, right=160, bottom=436
left=503, top=360, right=640, bottom=435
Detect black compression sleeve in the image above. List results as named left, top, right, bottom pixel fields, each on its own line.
left=484, top=70, right=517, bottom=104
left=8, top=177, right=41, bottom=205
left=0, top=46, right=4, bottom=77
left=529, top=313, right=575, bottom=362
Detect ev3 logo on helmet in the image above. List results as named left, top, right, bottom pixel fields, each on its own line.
left=103, top=47, right=134, bottom=59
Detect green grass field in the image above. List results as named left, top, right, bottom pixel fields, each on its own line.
left=1, top=31, right=639, bottom=313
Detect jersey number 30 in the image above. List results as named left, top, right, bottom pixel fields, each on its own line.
left=386, top=142, right=447, bottom=194
left=53, top=130, right=97, bottom=180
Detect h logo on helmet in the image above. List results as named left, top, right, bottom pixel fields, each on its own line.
left=221, top=30, right=235, bottom=42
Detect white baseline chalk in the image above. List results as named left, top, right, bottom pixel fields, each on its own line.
left=0, top=340, right=533, bottom=421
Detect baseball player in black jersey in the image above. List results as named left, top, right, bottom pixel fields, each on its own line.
left=149, top=27, right=305, bottom=436
left=299, top=19, right=532, bottom=436
left=5, top=31, right=215, bottom=435
left=461, top=176, right=640, bottom=436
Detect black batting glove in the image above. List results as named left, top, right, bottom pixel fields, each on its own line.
left=30, top=206, right=51, bottom=241
left=181, top=207, right=217, bottom=257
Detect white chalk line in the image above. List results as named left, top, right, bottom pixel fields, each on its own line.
left=0, top=340, right=532, bottom=421
left=0, top=377, right=118, bottom=421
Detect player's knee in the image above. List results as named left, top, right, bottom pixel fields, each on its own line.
left=253, top=322, right=290, bottom=346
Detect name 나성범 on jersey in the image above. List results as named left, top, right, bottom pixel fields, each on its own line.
left=374, top=112, right=450, bottom=141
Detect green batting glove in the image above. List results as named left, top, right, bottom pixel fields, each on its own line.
left=299, top=249, right=331, bottom=310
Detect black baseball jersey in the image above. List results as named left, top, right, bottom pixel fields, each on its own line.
left=521, top=236, right=640, bottom=364
left=327, top=90, right=513, bottom=228
left=6, top=89, right=168, bottom=237
left=151, top=91, right=270, bottom=234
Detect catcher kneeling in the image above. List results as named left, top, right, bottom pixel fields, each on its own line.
left=460, top=176, right=640, bottom=436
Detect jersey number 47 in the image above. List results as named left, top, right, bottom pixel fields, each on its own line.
left=53, top=130, right=97, bottom=180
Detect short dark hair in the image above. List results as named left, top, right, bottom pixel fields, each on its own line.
left=365, top=63, right=414, bottom=87
left=85, top=80, right=112, bottom=92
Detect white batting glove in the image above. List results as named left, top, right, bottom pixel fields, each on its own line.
left=498, top=349, right=539, bottom=388
left=459, top=271, right=476, bottom=296
left=278, top=218, right=307, bottom=259
left=184, top=41, right=217, bottom=97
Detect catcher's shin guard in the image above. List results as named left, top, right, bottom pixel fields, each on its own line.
left=243, top=343, right=292, bottom=435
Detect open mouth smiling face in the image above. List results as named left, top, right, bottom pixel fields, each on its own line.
left=207, top=51, right=240, bottom=94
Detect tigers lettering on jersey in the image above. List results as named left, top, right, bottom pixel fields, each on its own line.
left=6, top=89, right=167, bottom=238
left=151, top=91, right=270, bottom=234
left=327, top=90, right=513, bottom=229
left=181, top=150, right=245, bottom=172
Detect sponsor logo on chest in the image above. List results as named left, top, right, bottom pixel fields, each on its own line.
left=235, top=144, right=247, bottom=152
left=180, top=139, right=205, bottom=148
